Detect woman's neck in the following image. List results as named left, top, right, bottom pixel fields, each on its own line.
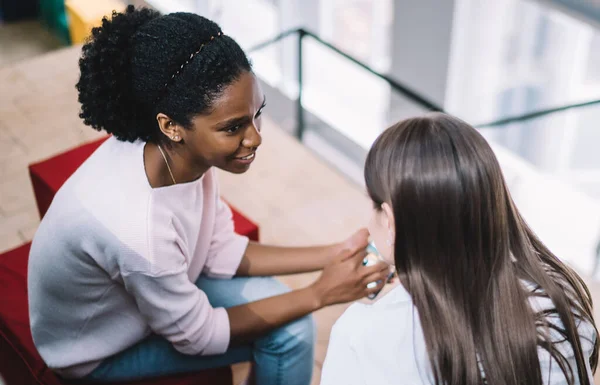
left=144, top=142, right=209, bottom=188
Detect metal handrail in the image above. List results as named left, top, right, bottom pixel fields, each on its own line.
left=248, top=27, right=443, bottom=138
left=248, top=27, right=600, bottom=138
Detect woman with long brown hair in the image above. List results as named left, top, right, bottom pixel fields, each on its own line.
left=321, top=113, right=598, bottom=385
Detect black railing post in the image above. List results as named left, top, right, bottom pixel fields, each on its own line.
left=296, top=29, right=306, bottom=140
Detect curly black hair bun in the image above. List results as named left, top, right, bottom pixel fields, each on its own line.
left=76, top=5, right=251, bottom=143
left=77, top=6, right=159, bottom=142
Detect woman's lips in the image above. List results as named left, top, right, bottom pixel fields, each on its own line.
left=233, top=152, right=256, bottom=164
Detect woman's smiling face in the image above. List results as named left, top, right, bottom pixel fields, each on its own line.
left=178, top=71, right=266, bottom=174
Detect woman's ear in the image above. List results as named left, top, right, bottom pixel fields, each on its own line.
left=156, top=113, right=181, bottom=142
left=381, top=202, right=395, bottom=245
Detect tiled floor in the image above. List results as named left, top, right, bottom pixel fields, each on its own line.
left=2, top=20, right=600, bottom=385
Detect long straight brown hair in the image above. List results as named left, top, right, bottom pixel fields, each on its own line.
left=364, top=113, right=598, bottom=385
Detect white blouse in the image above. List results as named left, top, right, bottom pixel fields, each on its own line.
left=321, top=284, right=596, bottom=385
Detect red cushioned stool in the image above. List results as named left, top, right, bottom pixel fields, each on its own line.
left=27, top=136, right=260, bottom=242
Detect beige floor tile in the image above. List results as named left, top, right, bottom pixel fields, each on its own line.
left=18, top=221, right=39, bottom=242
left=0, top=67, right=37, bottom=106
left=16, top=46, right=80, bottom=85
left=13, top=93, right=81, bottom=135
left=20, top=130, right=82, bottom=164
left=0, top=121, right=27, bottom=163
left=0, top=228, right=24, bottom=252
left=0, top=209, right=39, bottom=252
left=25, top=72, right=79, bottom=100
left=0, top=154, right=30, bottom=179
left=0, top=172, right=36, bottom=214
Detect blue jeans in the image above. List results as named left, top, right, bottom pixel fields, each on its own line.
left=85, top=276, right=316, bottom=385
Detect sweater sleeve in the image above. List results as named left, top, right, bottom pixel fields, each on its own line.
left=122, top=270, right=231, bottom=355
left=202, top=198, right=249, bottom=278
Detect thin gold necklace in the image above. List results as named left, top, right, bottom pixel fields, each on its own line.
left=157, top=144, right=176, bottom=185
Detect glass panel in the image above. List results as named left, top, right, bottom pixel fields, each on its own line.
left=318, top=0, right=392, bottom=72
left=450, top=0, right=600, bottom=203
left=302, top=35, right=392, bottom=150
left=570, top=106, right=600, bottom=170
left=447, top=0, right=600, bottom=275
left=210, top=0, right=282, bottom=88
left=486, top=118, right=600, bottom=276
left=447, top=0, right=600, bottom=123
left=478, top=104, right=600, bottom=202
left=584, top=31, right=600, bottom=84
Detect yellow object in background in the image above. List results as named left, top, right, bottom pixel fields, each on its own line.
left=64, top=0, right=126, bottom=44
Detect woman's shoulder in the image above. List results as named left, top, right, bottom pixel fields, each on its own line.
left=48, top=137, right=154, bottom=242
left=332, top=284, right=415, bottom=341
left=68, top=137, right=147, bottom=187
left=326, top=283, right=431, bottom=384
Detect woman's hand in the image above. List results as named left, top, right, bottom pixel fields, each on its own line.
left=310, top=229, right=390, bottom=307
left=331, top=228, right=370, bottom=256
left=327, top=228, right=367, bottom=264
left=227, top=229, right=390, bottom=344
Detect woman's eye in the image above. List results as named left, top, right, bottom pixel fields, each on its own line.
left=226, top=124, right=242, bottom=134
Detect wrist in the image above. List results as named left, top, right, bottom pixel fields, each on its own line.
left=307, top=282, right=326, bottom=310
left=325, top=243, right=343, bottom=265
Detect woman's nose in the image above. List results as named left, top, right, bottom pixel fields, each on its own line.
left=242, top=124, right=262, bottom=148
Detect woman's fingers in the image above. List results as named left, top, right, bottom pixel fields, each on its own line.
left=361, top=261, right=389, bottom=277
left=362, top=266, right=390, bottom=285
